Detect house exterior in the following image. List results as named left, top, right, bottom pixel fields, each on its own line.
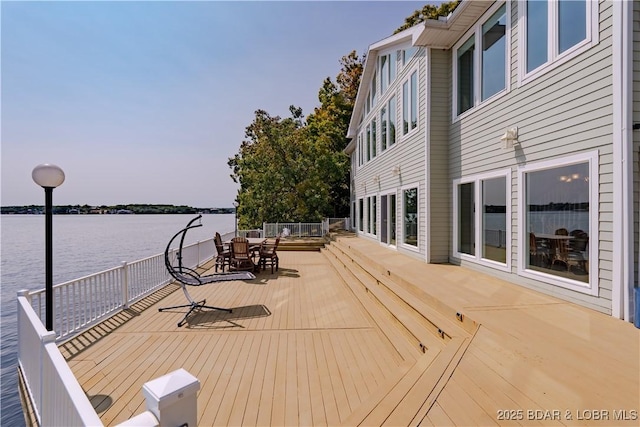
left=345, top=0, right=639, bottom=323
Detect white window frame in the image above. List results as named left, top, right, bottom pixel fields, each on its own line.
left=379, top=50, right=397, bottom=96
left=400, top=183, right=420, bottom=252
left=518, top=0, right=599, bottom=86
left=452, top=169, right=512, bottom=272
left=401, top=68, right=419, bottom=138
left=452, top=1, right=511, bottom=121
left=517, top=151, right=599, bottom=295
left=380, top=190, right=398, bottom=249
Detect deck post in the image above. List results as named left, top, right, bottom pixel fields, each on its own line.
left=121, top=262, right=129, bottom=309
left=142, top=368, right=200, bottom=427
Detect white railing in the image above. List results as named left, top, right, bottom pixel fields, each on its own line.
left=17, top=291, right=104, bottom=427
left=328, top=217, right=351, bottom=231
left=27, top=238, right=217, bottom=342
left=263, top=220, right=329, bottom=238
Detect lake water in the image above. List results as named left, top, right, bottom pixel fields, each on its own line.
left=0, top=214, right=235, bottom=426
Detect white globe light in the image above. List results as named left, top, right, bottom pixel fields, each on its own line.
left=32, top=164, right=65, bottom=188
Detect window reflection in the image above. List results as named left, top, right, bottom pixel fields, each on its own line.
left=482, top=177, right=506, bottom=263
left=526, top=0, right=548, bottom=72
left=457, top=36, right=475, bottom=115
left=526, top=162, right=589, bottom=283
left=458, top=182, right=475, bottom=255
left=482, top=5, right=506, bottom=100
left=558, top=0, right=586, bottom=54
left=404, top=188, right=418, bottom=246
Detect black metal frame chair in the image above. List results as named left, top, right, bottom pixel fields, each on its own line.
left=159, top=215, right=255, bottom=327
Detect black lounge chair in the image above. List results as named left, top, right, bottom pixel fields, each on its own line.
left=159, top=215, right=255, bottom=327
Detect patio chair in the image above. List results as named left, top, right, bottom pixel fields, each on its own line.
left=259, top=237, right=280, bottom=273
left=230, top=237, right=256, bottom=272
left=159, top=216, right=255, bottom=327
left=529, top=232, right=549, bottom=267
left=214, top=232, right=231, bottom=272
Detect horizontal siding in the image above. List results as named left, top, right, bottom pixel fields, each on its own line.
left=428, top=48, right=451, bottom=263
left=449, top=0, right=614, bottom=314
left=352, top=47, right=427, bottom=259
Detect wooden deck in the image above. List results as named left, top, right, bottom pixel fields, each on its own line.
left=60, top=235, right=639, bottom=426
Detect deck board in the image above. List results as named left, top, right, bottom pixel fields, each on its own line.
left=60, top=238, right=639, bottom=426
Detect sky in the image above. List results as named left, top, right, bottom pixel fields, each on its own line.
left=1, top=0, right=428, bottom=208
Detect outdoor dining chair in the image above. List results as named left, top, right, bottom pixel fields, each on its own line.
left=230, top=237, right=256, bottom=272
left=214, top=232, right=231, bottom=272
left=259, top=237, right=280, bottom=273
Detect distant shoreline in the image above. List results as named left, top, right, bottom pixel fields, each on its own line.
left=1, top=205, right=235, bottom=215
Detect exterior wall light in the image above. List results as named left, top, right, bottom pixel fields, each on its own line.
left=391, top=165, right=401, bottom=176
left=501, top=127, right=519, bottom=149
left=32, top=163, right=65, bottom=331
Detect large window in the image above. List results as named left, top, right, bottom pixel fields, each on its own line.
left=518, top=152, right=597, bottom=294
left=403, top=187, right=418, bottom=247
left=457, top=36, right=475, bottom=116
left=402, top=71, right=418, bottom=135
left=379, top=53, right=397, bottom=94
left=371, top=118, right=377, bottom=159
left=522, top=0, right=595, bottom=80
left=454, top=171, right=510, bottom=269
left=454, top=2, right=508, bottom=117
left=482, top=4, right=507, bottom=100
left=381, top=193, right=396, bottom=246
left=358, top=198, right=364, bottom=232
left=380, top=96, right=397, bottom=152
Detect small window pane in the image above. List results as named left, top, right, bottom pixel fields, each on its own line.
left=372, top=196, right=377, bottom=235
left=402, top=81, right=409, bottom=134
left=380, top=56, right=388, bottom=93
left=371, top=118, right=377, bottom=158
left=390, top=194, right=396, bottom=245
left=526, top=0, right=548, bottom=72
left=525, top=162, right=589, bottom=283
left=390, top=54, right=397, bottom=83
left=410, top=71, right=418, bottom=130
left=458, top=182, right=475, bottom=255
left=404, top=188, right=418, bottom=246
left=366, top=197, right=371, bottom=234
left=558, top=0, right=586, bottom=54
left=371, top=71, right=377, bottom=106
left=358, top=199, right=364, bottom=232
left=457, top=35, right=475, bottom=115
left=380, top=107, right=387, bottom=151
left=482, top=177, right=506, bottom=263
left=482, top=5, right=506, bottom=100
left=366, top=124, right=371, bottom=162
left=389, top=97, right=396, bottom=146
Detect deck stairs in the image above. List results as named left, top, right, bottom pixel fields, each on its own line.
left=322, top=235, right=480, bottom=426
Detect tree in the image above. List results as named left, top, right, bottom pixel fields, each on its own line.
left=228, top=52, right=364, bottom=228
left=394, top=1, right=460, bottom=34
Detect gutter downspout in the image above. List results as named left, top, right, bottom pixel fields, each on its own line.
left=612, top=0, right=634, bottom=321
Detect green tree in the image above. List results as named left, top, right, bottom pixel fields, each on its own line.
left=394, top=1, right=460, bottom=34
left=228, top=51, right=364, bottom=228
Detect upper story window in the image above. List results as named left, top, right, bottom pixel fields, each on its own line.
left=402, top=70, right=418, bottom=135
left=454, top=2, right=508, bottom=118
left=380, top=96, right=396, bottom=151
left=521, top=0, right=597, bottom=83
left=402, top=46, right=418, bottom=66
left=379, top=53, right=397, bottom=94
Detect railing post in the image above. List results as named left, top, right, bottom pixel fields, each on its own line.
left=263, top=222, right=266, bottom=238
left=142, top=369, right=200, bottom=427
left=298, top=222, right=301, bottom=237
left=40, top=330, right=57, bottom=422
left=121, top=261, right=129, bottom=309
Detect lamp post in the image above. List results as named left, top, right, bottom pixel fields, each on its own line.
left=233, top=201, right=239, bottom=237
left=32, top=164, right=65, bottom=331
